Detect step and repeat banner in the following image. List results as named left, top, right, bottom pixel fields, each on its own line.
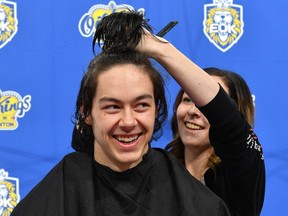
left=1, top=0, right=287, bottom=215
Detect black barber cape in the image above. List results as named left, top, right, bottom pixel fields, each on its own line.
left=11, top=148, right=230, bottom=216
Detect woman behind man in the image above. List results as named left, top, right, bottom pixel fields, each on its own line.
left=166, top=67, right=265, bottom=215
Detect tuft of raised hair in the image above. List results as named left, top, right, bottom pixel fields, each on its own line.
left=92, top=9, right=153, bottom=54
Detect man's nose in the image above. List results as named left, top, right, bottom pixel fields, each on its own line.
left=119, top=109, right=137, bottom=130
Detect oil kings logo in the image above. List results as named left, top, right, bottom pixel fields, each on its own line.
left=0, top=0, right=18, bottom=49
left=203, top=0, right=244, bottom=52
left=79, top=1, right=144, bottom=38
left=0, top=169, right=20, bottom=215
left=0, top=90, right=31, bottom=130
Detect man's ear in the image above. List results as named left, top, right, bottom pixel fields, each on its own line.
left=85, top=114, right=92, bottom=125
left=80, top=105, right=92, bottom=125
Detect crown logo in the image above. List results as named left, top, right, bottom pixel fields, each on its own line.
left=0, top=169, right=8, bottom=182
left=213, top=0, right=233, bottom=8
left=203, top=0, right=244, bottom=52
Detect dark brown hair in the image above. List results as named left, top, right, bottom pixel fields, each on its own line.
left=72, top=10, right=168, bottom=154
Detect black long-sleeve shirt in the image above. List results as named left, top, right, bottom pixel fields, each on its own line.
left=199, top=87, right=265, bottom=216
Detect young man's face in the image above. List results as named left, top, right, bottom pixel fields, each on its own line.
left=87, top=64, right=156, bottom=172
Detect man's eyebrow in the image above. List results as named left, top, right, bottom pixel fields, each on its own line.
left=135, top=94, right=153, bottom=101
left=99, top=94, right=153, bottom=103
left=99, top=97, right=119, bottom=104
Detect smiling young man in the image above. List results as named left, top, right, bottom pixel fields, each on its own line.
left=86, top=64, right=155, bottom=172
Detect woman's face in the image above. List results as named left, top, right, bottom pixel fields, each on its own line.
left=87, top=64, right=157, bottom=171
left=176, top=92, right=211, bottom=150
left=176, top=75, right=229, bottom=149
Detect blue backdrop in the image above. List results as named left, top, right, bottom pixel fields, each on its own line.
left=1, top=0, right=287, bottom=215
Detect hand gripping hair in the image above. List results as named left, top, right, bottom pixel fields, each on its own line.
left=92, top=9, right=153, bottom=54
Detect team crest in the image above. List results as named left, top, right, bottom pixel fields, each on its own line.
left=0, top=90, right=32, bottom=130
left=79, top=1, right=144, bottom=38
left=203, top=0, right=244, bottom=52
left=0, top=0, right=18, bottom=49
left=0, top=169, right=20, bottom=215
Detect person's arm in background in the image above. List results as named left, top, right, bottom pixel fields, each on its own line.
left=137, top=33, right=219, bottom=107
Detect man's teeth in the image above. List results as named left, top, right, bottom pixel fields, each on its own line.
left=185, top=122, right=202, bottom=130
left=116, top=135, right=138, bottom=143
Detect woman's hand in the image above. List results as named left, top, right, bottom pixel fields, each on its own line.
left=136, top=29, right=169, bottom=59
